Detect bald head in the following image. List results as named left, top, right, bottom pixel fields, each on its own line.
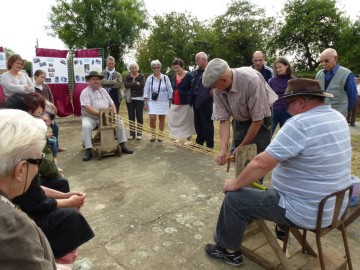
left=319, top=48, right=338, bottom=71
left=252, top=51, right=265, bottom=71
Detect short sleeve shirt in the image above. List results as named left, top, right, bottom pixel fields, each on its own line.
left=80, top=86, right=114, bottom=119
left=212, top=67, right=271, bottom=122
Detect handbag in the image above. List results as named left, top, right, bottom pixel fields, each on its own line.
left=125, top=89, right=132, bottom=103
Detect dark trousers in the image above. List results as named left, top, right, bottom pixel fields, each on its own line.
left=214, top=188, right=296, bottom=250
left=272, top=109, right=292, bottom=134
left=109, top=89, right=120, bottom=113
left=194, top=100, right=214, bottom=148
left=41, top=177, right=70, bottom=193
left=232, top=116, right=272, bottom=154
left=50, top=121, right=59, bottom=148
left=126, top=100, right=144, bottom=137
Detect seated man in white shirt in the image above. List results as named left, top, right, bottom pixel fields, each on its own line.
left=80, top=71, right=133, bottom=161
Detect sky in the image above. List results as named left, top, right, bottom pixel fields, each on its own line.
left=0, top=0, right=359, bottom=61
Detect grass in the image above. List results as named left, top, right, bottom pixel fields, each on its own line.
left=118, top=101, right=360, bottom=176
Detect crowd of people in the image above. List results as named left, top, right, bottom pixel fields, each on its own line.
left=0, top=47, right=359, bottom=268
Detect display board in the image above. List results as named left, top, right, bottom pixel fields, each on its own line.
left=73, top=57, right=102, bottom=83
left=32, top=57, right=68, bottom=84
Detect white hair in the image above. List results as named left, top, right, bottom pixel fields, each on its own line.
left=196, top=52, right=208, bottom=61
left=127, top=61, right=139, bottom=72
left=0, top=109, right=47, bottom=177
left=150, top=59, right=162, bottom=68
left=106, top=56, right=115, bottom=62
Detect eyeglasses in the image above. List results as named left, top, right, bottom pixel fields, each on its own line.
left=32, top=111, right=46, bottom=118
left=152, top=67, right=161, bottom=70
left=25, top=153, right=45, bottom=167
left=320, top=58, right=333, bottom=63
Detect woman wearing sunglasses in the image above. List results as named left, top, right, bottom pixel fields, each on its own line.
left=0, top=109, right=57, bottom=269
left=143, top=59, right=173, bottom=142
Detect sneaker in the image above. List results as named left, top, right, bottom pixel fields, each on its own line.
left=128, top=135, right=135, bottom=140
left=204, top=243, right=243, bottom=267
left=58, top=147, right=66, bottom=152
left=136, top=136, right=142, bottom=140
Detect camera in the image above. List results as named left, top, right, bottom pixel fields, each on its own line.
left=151, top=92, right=159, bottom=101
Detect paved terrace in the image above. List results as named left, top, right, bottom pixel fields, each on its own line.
left=56, top=118, right=360, bottom=270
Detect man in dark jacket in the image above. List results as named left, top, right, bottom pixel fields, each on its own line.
left=190, top=52, right=214, bottom=148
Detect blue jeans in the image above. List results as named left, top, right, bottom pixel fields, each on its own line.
left=48, top=136, right=58, bottom=158
left=214, top=188, right=296, bottom=250
left=272, top=109, right=292, bottom=134
left=50, top=121, right=59, bottom=148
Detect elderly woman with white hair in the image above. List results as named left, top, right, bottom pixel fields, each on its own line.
left=0, top=109, right=57, bottom=269
left=143, top=59, right=173, bottom=142
left=124, top=61, right=145, bottom=140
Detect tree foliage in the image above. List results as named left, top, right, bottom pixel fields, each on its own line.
left=335, top=16, right=360, bottom=74
left=268, top=0, right=348, bottom=71
left=136, top=12, right=210, bottom=74
left=48, top=0, right=148, bottom=64
left=211, top=0, right=273, bottom=67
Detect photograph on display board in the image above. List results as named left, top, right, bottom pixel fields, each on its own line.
left=32, top=57, right=68, bottom=84
left=73, top=57, right=102, bottom=82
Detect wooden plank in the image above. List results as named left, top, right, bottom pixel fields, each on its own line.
left=300, top=248, right=347, bottom=270
left=235, top=144, right=257, bottom=177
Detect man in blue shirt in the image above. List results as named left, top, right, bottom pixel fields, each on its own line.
left=315, top=48, right=357, bottom=117
left=251, top=51, right=274, bottom=83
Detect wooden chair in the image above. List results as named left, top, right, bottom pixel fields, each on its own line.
left=282, top=185, right=353, bottom=270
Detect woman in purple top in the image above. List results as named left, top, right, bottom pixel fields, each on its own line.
left=269, top=57, right=294, bottom=134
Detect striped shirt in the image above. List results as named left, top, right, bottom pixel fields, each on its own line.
left=266, top=105, right=351, bottom=229
left=212, top=67, right=271, bottom=122
left=143, top=74, right=173, bottom=102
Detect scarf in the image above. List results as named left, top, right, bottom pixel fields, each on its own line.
left=105, top=67, right=115, bottom=80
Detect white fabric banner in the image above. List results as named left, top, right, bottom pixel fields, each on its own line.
left=32, top=57, right=68, bottom=84
left=0, top=52, right=6, bottom=70
left=73, top=58, right=102, bottom=83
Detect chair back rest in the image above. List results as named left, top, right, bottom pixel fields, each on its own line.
left=316, top=185, right=353, bottom=233
left=99, top=108, right=116, bottom=128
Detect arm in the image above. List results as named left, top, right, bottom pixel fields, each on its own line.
left=345, top=73, right=358, bottom=111
left=0, top=73, right=29, bottom=94
left=215, top=120, right=231, bottom=165
left=25, top=73, right=35, bottom=92
left=223, top=151, right=279, bottom=192
left=102, top=72, right=122, bottom=89
left=237, top=119, right=263, bottom=147
left=42, top=186, right=86, bottom=209
left=83, top=105, right=100, bottom=117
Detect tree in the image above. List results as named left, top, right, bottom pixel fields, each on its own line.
left=48, top=0, right=148, bottom=65
left=268, top=0, right=348, bottom=71
left=136, top=12, right=209, bottom=74
left=211, top=0, right=273, bottom=67
left=335, top=16, right=360, bottom=74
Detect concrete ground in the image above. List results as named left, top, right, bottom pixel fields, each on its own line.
left=57, top=118, right=360, bottom=270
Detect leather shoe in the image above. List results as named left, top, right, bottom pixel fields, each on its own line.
left=121, top=145, right=133, bottom=154
left=83, top=149, right=92, bottom=161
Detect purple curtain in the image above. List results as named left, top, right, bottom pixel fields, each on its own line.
left=73, top=49, right=100, bottom=116
left=35, top=48, right=73, bottom=117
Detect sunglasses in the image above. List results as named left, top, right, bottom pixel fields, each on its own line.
left=32, top=111, right=46, bottom=118
left=25, top=153, right=45, bottom=167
